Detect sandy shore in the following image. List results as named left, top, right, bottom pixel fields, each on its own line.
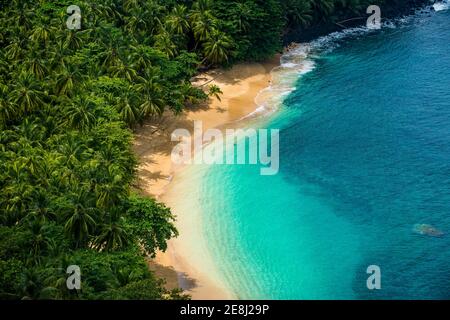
left=133, top=55, right=281, bottom=299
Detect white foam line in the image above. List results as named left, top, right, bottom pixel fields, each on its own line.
left=310, top=3, right=447, bottom=53
left=237, top=2, right=445, bottom=123
left=238, top=46, right=316, bottom=122
left=433, top=0, right=449, bottom=12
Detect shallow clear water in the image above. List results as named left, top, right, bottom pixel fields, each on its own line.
left=200, top=8, right=450, bottom=299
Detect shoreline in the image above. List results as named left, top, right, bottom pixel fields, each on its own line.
left=133, top=4, right=436, bottom=298
left=133, top=55, right=281, bottom=299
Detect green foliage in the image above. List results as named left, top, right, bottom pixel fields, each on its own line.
left=0, top=259, right=24, bottom=297
left=126, top=196, right=179, bottom=258
left=0, top=0, right=190, bottom=300
left=0, top=0, right=421, bottom=300
left=208, top=85, right=223, bottom=102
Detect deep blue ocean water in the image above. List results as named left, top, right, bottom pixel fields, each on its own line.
left=200, top=8, right=450, bottom=299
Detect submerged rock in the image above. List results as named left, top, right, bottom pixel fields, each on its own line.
left=413, top=224, right=444, bottom=237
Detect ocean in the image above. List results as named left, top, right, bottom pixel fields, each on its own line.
left=171, top=4, right=450, bottom=299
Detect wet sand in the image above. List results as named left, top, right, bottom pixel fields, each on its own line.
left=133, top=55, right=281, bottom=299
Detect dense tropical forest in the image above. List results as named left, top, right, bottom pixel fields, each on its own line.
left=0, top=0, right=425, bottom=300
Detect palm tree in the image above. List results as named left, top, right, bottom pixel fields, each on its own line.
left=94, top=178, right=127, bottom=209
left=94, top=211, right=129, bottom=251
left=285, top=0, right=313, bottom=28
left=125, top=9, right=149, bottom=34
left=113, top=267, right=139, bottom=287
left=166, top=5, right=190, bottom=35
left=123, top=0, right=140, bottom=13
left=114, top=89, right=140, bottom=127
left=5, top=37, right=25, bottom=61
left=29, top=23, right=54, bottom=47
left=234, top=3, right=252, bottom=32
left=208, top=84, right=223, bottom=101
left=154, top=30, right=178, bottom=58
left=9, top=72, right=46, bottom=114
left=63, top=189, right=98, bottom=248
left=19, top=268, right=47, bottom=300
left=5, top=179, right=35, bottom=222
left=28, top=219, right=52, bottom=258
left=202, top=29, right=234, bottom=65
left=26, top=190, right=57, bottom=223
left=191, top=0, right=213, bottom=17
left=42, top=254, right=78, bottom=299
left=334, top=0, right=365, bottom=16
left=0, top=50, right=8, bottom=71
left=62, top=96, right=97, bottom=131
left=190, top=0, right=217, bottom=44
left=99, top=43, right=123, bottom=69
left=58, top=134, right=88, bottom=163
left=142, top=0, right=165, bottom=34
left=109, top=60, right=138, bottom=82
left=129, top=45, right=153, bottom=71
left=91, top=0, right=122, bottom=22
left=134, top=73, right=166, bottom=118
left=57, top=29, right=87, bottom=50
left=309, top=0, right=335, bottom=21
left=54, top=64, right=84, bottom=96
left=11, top=8, right=34, bottom=32
left=191, top=15, right=217, bottom=44
left=24, top=51, right=48, bottom=80
left=0, top=83, right=15, bottom=126
left=49, top=41, right=69, bottom=71
left=14, top=118, right=44, bottom=147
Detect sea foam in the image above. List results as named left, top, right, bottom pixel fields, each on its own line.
left=238, top=44, right=316, bottom=121
left=242, top=1, right=447, bottom=123
left=433, top=0, right=449, bottom=12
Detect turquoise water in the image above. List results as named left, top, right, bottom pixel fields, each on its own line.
left=200, top=8, right=450, bottom=299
